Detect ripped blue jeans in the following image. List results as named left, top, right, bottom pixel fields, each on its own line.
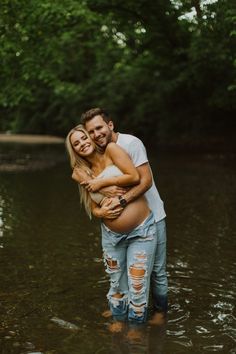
left=101, top=212, right=158, bottom=323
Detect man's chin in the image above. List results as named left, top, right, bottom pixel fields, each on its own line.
left=96, top=140, right=107, bottom=148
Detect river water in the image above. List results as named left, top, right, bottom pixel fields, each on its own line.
left=0, top=144, right=235, bottom=353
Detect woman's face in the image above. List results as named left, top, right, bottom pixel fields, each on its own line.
left=70, top=130, right=94, bottom=157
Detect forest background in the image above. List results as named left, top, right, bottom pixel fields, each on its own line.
left=1, top=0, right=236, bottom=148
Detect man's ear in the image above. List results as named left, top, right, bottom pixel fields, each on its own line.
left=108, top=120, right=114, bottom=131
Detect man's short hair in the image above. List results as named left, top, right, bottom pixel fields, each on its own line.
left=81, top=108, right=111, bottom=124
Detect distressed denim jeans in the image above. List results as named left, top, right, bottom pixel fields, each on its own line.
left=101, top=212, right=158, bottom=323
left=151, top=218, right=168, bottom=313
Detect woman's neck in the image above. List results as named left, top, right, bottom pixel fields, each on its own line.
left=85, top=150, right=106, bottom=173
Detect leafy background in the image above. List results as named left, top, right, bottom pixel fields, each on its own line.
left=0, top=0, right=235, bottom=146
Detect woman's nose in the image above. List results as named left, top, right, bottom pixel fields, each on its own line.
left=80, top=140, right=86, bottom=147
left=79, top=141, right=85, bottom=149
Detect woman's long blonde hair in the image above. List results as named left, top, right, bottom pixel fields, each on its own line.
left=65, top=124, right=99, bottom=218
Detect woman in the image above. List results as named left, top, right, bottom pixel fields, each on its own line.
left=66, top=125, right=157, bottom=323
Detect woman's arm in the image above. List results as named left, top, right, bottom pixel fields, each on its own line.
left=72, top=167, right=93, bottom=183
left=72, top=166, right=126, bottom=197
left=82, top=143, right=140, bottom=192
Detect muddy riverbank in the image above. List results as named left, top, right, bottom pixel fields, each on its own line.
left=0, top=134, right=64, bottom=144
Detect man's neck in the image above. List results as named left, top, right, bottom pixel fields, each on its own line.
left=111, top=131, right=118, bottom=143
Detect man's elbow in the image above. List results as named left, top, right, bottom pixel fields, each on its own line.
left=146, top=177, right=153, bottom=189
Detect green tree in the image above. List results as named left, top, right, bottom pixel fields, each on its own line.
left=0, top=0, right=235, bottom=145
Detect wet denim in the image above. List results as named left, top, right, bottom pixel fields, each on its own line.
left=101, top=212, right=158, bottom=323
left=151, top=218, right=168, bottom=313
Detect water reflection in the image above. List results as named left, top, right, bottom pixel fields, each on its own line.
left=0, top=195, right=4, bottom=239
left=0, top=193, right=13, bottom=246
left=0, top=149, right=235, bottom=353
left=107, top=322, right=167, bottom=354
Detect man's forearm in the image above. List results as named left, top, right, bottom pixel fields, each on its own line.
left=123, top=163, right=152, bottom=204
left=123, top=182, right=150, bottom=204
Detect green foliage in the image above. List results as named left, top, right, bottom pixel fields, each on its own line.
left=0, top=0, right=235, bottom=142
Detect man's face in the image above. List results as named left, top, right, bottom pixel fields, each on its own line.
left=85, top=115, right=114, bottom=148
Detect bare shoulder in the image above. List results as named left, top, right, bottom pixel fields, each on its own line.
left=105, top=142, right=132, bottom=164
left=106, top=142, right=117, bottom=151
left=105, top=142, right=124, bottom=154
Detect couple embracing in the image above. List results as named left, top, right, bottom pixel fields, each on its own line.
left=66, top=108, right=167, bottom=326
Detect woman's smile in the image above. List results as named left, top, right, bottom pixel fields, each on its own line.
left=80, top=143, right=91, bottom=153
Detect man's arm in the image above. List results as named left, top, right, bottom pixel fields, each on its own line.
left=95, top=162, right=152, bottom=200
left=72, top=162, right=152, bottom=218
left=123, top=162, right=152, bottom=203
left=90, top=161, right=152, bottom=219
left=81, top=143, right=140, bottom=192
left=103, top=162, right=153, bottom=211
left=72, top=167, right=125, bottom=219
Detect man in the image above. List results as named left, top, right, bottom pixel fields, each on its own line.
left=73, top=108, right=168, bottom=319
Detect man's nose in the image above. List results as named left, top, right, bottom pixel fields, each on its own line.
left=94, top=130, right=100, bottom=138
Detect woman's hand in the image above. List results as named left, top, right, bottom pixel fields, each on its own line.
left=81, top=178, right=103, bottom=192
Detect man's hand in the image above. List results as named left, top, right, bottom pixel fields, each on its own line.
left=99, top=185, right=127, bottom=197
left=103, top=196, right=123, bottom=210
left=92, top=198, right=123, bottom=219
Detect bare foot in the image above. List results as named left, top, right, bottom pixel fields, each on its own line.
left=108, top=321, right=125, bottom=333
left=102, top=310, right=112, bottom=318
left=148, top=312, right=166, bottom=326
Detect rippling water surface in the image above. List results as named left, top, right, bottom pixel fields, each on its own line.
left=0, top=145, right=235, bottom=353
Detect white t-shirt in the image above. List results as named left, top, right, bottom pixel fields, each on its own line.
left=116, top=133, right=166, bottom=222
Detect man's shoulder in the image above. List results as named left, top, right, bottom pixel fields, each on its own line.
left=117, top=133, right=144, bottom=146
left=117, top=133, right=148, bottom=166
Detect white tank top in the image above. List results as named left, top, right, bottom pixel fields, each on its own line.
left=89, top=165, right=122, bottom=204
